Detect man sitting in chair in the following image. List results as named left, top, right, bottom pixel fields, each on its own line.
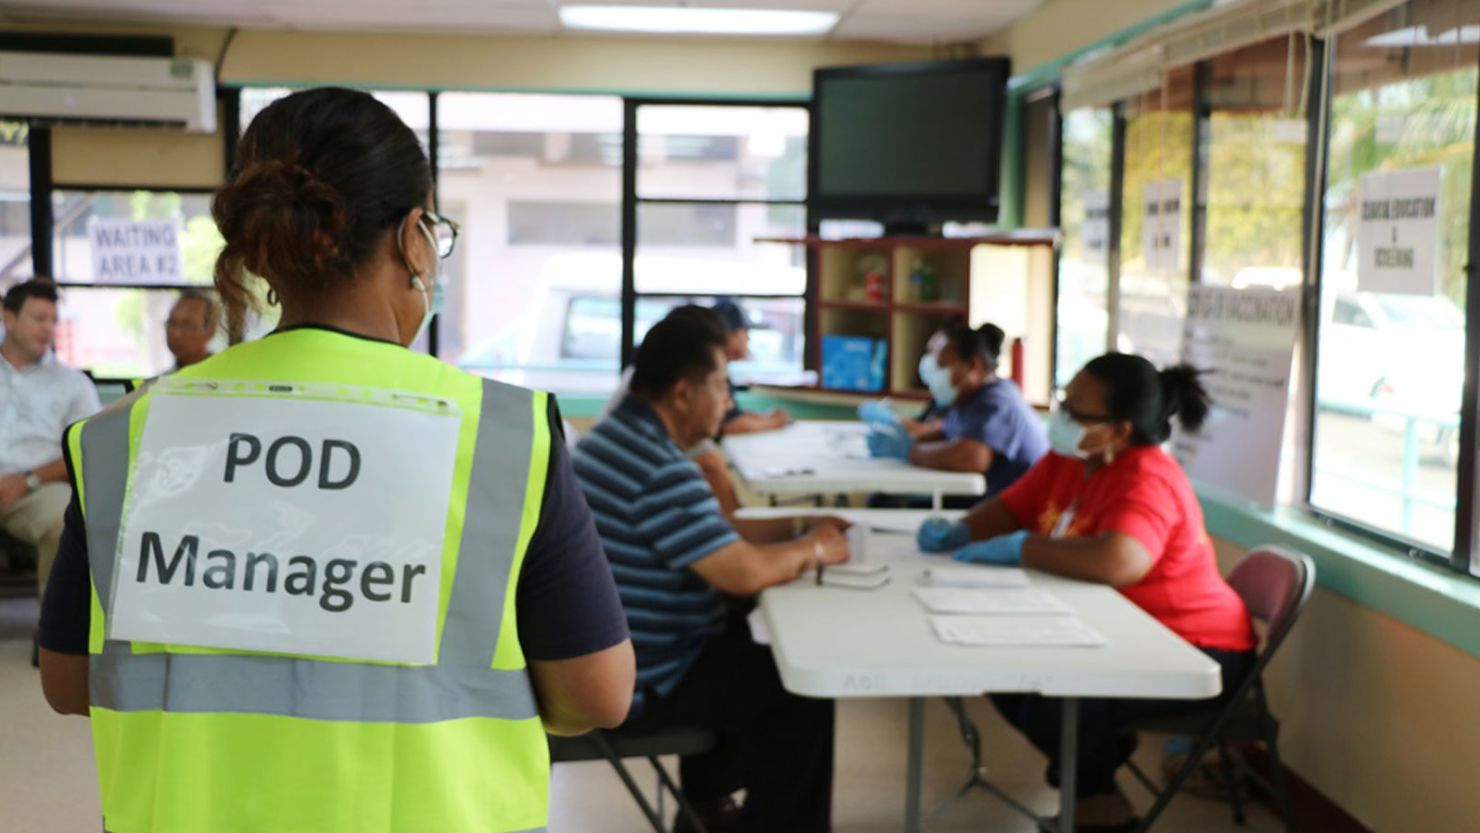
left=573, top=313, right=849, bottom=833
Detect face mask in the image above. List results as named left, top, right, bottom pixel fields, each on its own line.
left=1049, top=408, right=1095, bottom=459
left=927, top=368, right=958, bottom=409
left=410, top=220, right=444, bottom=344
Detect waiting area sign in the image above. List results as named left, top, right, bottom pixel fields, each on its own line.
left=89, top=217, right=182, bottom=283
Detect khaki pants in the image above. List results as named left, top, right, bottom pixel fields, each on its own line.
left=0, top=482, right=72, bottom=600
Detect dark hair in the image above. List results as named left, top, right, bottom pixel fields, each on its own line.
left=3, top=279, right=58, bottom=315
left=630, top=311, right=728, bottom=400
left=710, top=299, right=750, bottom=334
left=942, top=321, right=1005, bottom=370
left=1082, top=353, right=1211, bottom=445
left=212, top=87, right=433, bottom=341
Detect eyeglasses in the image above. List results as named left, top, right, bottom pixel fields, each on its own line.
left=420, top=209, right=461, bottom=259
left=1053, top=396, right=1114, bottom=425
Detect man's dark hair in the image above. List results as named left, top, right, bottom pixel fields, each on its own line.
left=942, top=321, right=1005, bottom=370
left=2, top=279, right=59, bottom=315
left=630, top=311, right=728, bottom=400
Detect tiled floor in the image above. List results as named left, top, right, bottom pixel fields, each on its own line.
left=1, top=594, right=1281, bottom=832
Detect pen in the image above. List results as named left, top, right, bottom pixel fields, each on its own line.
left=813, top=539, right=825, bottom=586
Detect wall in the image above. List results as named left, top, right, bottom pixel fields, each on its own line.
left=1212, top=536, right=1480, bottom=833
left=981, top=0, right=1200, bottom=75
left=1, top=21, right=928, bottom=188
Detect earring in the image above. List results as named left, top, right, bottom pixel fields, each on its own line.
left=266, top=288, right=279, bottom=306
left=1105, top=446, right=1116, bottom=465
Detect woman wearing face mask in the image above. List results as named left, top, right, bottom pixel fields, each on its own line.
left=867, top=322, right=1047, bottom=498
left=916, top=352, right=1255, bottom=833
left=39, top=87, right=635, bottom=833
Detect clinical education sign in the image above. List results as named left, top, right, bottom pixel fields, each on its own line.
left=1357, top=166, right=1441, bottom=296
left=90, top=217, right=182, bottom=283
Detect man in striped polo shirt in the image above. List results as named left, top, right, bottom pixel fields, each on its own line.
left=574, top=312, right=849, bottom=833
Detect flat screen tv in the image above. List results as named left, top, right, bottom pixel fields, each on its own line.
left=811, top=58, right=1010, bottom=232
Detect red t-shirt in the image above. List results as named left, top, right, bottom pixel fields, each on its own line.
left=999, top=446, right=1255, bottom=652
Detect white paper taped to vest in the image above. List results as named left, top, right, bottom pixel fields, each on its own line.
left=109, top=380, right=463, bottom=664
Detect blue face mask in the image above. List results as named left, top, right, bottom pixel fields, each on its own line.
left=411, top=221, right=445, bottom=344
left=1048, top=407, right=1098, bottom=459
left=927, top=366, right=958, bottom=409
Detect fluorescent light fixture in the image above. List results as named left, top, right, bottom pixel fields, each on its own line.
left=559, top=5, right=839, bottom=36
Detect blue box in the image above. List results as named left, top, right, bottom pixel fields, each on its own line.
left=821, top=335, right=886, bottom=392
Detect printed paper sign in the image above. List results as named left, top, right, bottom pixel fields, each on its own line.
left=1357, top=167, right=1441, bottom=296
left=1142, top=178, right=1183, bottom=273
left=110, top=384, right=462, bottom=664
left=1082, top=189, right=1110, bottom=254
left=1172, top=286, right=1299, bottom=508
left=90, top=217, right=182, bottom=283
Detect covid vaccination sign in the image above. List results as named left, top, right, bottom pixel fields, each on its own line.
left=110, top=381, right=462, bottom=664
left=1357, top=166, right=1441, bottom=296
left=1172, top=286, right=1299, bottom=508
left=90, top=217, right=182, bottom=283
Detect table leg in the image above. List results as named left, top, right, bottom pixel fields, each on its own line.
left=1059, top=697, right=1079, bottom=833
left=906, top=697, right=924, bottom=833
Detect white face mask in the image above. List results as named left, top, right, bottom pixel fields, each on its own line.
left=1048, top=408, right=1098, bottom=459
left=927, top=366, right=958, bottom=408
left=410, top=220, right=444, bottom=345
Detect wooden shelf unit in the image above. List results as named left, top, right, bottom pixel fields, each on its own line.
left=760, top=231, right=1060, bottom=400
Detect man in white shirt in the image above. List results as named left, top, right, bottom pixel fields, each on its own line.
left=164, top=289, right=220, bottom=370
left=0, top=280, right=101, bottom=607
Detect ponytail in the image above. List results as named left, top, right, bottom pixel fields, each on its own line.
left=1083, top=353, right=1214, bottom=445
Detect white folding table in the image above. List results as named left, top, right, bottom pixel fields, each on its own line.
left=722, top=421, right=985, bottom=510
left=757, top=529, right=1221, bottom=833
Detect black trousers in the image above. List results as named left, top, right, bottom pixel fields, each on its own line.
left=991, top=647, right=1256, bottom=798
left=625, top=627, right=835, bottom=833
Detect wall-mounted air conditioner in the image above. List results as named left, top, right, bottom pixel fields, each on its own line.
left=0, top=51, right=216, bottom=133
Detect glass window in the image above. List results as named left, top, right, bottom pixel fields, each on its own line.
left=636, top=295, right=808, bottom=386
left=634, top=203, right=806, bottom=294
left=0, top=120, right=30, bottom=281
left=436, top=91, right=624, bottom=393
left=1118, top=67, right=1196, bottom=370
left=636, top=105, right=808, bottom=201
left=1056, top=107, right=1114, bottom=387
left=1201, top=38, right=1310, bottom=289
left=241, top=88, right=430, bottom=150
left=52, top=190, right=220, bottom=284
left=1310, top=0, right=1477, bottom=555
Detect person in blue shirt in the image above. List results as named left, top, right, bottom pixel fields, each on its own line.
left=867, top=322, right=1048, bottom=497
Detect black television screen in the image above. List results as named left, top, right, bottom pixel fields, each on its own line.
left=812, top=58, right=1009, bottom=227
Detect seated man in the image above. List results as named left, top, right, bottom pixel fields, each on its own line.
left=711, top=300, right=788, bottom=435
left=0, top=280, right=100, bottom=631
left=573, top=313, right=849, bottom=833
left=165, top=289, right=220, bottom=370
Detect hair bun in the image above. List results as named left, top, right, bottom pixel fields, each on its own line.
left=214, top=159, right=353, bottom=290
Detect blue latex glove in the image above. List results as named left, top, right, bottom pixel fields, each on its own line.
left=951, top=530, right=1029, bottom=566
left=917, top=517, right=970, bottom=553
left=857, top=399, right=899, bottom=429
left=866, top=424, right=912, bottom=459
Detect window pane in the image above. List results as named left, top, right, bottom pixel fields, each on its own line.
left=1201, top=38, right=1309, bottom=289
left=635, top=295, right=807, bottom=384
left=636, top=105, right=808, bottom=201
left=1310, top=0, right=1477, bottom=554
left=52, top=190, right=221, bottom=285
left=241, top=88, right=430, bottom=150
left=437, top=92, right=624, bottom=393
left=635, top=202, right=806, bottom=294
left=0, top=121, right=30, bottom=281
left=1118, top=68, right=1195, bottom=370
left=1056, top=107, right=1114, bottom=388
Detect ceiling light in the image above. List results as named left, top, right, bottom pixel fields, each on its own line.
left=559, top=5, right=839, bottom=36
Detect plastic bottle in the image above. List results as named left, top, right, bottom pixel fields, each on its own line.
left=909, top=261, right=925, bottom=303
left=920, top=261, right=938, bottom=303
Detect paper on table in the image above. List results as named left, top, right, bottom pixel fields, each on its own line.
left=913, top=587, right=1073, bottom=616
left=929, top=614, right=1108, bottom=647
left=747, top=609, right=771, bottom=646
left=921, top=565, right=1031, bottom=588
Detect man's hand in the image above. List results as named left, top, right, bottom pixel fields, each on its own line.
left=806, top=524, right=851, bottom=566
left=765, top=408, right=791, bottom=429
left=0, top=473, right=28, bottom=511
left=805, top=516, right=852, bottom=534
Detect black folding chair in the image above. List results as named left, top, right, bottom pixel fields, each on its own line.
left=549, top=727, right=717, bottom=833
left=1125, top=545, right=1315, bottom=833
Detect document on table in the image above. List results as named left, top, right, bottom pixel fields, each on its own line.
left=921, top=565, right=1031, bottom=588
left=913, top=587, right=1073, bottom=616
left=929, top=614, right=1109, bottom=648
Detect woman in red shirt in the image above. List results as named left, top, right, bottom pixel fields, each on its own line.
left=917, top=352, right=1255, bottom=833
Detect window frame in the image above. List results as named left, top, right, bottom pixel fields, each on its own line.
left=619, top=96, right=813, bottom=372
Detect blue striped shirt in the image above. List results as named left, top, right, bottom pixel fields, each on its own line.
left=573, top=396, right=739, bottom=711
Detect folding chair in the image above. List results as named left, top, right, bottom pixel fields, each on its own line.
left=1124, top=545, right=1315, bottom=833
left=549, top=727, right=717, bottom=833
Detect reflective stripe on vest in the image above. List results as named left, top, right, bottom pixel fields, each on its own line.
left=76, top=377, right=544, bottom=723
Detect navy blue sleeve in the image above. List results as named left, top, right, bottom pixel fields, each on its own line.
left=38, top=493, right=91, bottom=655
left=514, top=400, right=632, bottom=662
